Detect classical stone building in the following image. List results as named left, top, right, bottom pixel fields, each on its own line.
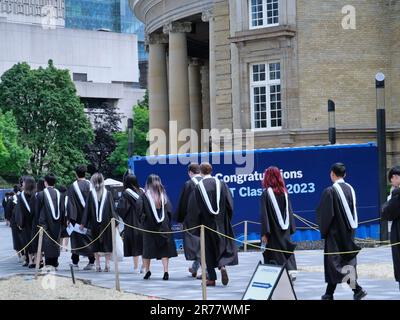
left=132, top=0, right=400, bottom=165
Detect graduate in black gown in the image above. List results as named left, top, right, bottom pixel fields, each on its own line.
left=67, top=165, right=95, bottom=270
left=81, top=173, right=118, bottom=272
left=176, top=163, right=203, bottom=278
left=14, top=176, right=36, bottom=268
left=58, top=185, right=70, bottom=252
left=381, top=166, right=400, bottom=291
left=38, top=174, right=66, bottom=268
left=188, top=162, right=238, bottom=287
left=316, top=163, right=367, bottom=300
left=117, top=173, right=144, bottom=273
left=30, top=178, right=45, bottom=262
left=9, top=185, right=24, bottom=262
left=2, top=193, right=10, bottom=226
left=260, top=166, right=297, bottom=276
left=141, top=174, right=177, bottom=281
left=3, top=192, right=13, bottom=226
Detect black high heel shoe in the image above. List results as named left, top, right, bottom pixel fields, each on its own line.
left=143, top=271, right=151, bottom=280
left=163, top=272, right=169, bottom=281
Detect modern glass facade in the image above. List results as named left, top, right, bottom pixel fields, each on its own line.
left=65, top=0, right=148, bottom=61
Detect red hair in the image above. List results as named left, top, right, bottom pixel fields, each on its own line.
left=262, top=166, right=287, bottom=195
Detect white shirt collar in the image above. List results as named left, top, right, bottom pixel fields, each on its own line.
left=335, top=178, right=345, bottom=184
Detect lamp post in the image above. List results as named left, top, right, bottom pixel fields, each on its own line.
left=375, top=72, right=388, bottom=241
left=127, top=118, right=134, bottom=174
left=328, top=99, right=336, bottom=145
left=128, top=118, right=134, bottom=158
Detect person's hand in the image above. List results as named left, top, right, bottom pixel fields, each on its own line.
left=79, top=224, right=84, bottom=231
left=261, top=235, right=268, bottom=244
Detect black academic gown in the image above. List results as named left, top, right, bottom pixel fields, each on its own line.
left=38, top=188, right=66, bottom=259
left=81, top=190, right=118, bottom=253
left=117, top=190, right=144, bottom=257
left=260, top=190, right=297, bottom=270
left=381, top=188, right=400, bottom=282
left=176, top=176, right=202, bottom=261
left=14, top=193, right=35, bottom=253
left=316, top=183, right=361, bottom=284
left=29, top=192, right=42, bottom=254
left=67, top=180, right=94, bottom=256
left=2, top=197, right=7, bottom=220
left=8, top=195, right=23, bottom=252
left=189, top=178, right=239, bottom=268
left=4, top=196, right=12, bottom=221
left=141, top=194, right=178, bottom=260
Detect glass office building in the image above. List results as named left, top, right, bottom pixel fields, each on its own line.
left=65, top=0, right=147, bottom=61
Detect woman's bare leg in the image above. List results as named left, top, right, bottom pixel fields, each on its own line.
left=162, top=258, right=169, bottom=273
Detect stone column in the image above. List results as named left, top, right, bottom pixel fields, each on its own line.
left=147, top=33, right=169, bottom=155
left=163, top=21, right=192, bottom=153
left=202, top=10, right=217, bottom=131
left=200, top=62, right=211, bottom=152
left=188, top=58, right=202, bottom=153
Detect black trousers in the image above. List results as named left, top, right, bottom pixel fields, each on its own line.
left=71, top=253, right=95, bottom=265
left=326, top=281, right=362, bottom=295
left=207, top=267, right=217, bottom=281
left=45, top=257, right=59, bottom=268
left=207, top=266, right=224, bottom=281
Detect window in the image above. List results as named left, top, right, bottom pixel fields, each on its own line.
left=73, top=73, right=87, bottom=82
left=249, top=0, right=279, bottom=29
left=250, top=62, right=282, bottom=130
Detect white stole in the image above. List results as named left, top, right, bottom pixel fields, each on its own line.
left=333, top=179, right=358, bottom=229
left=388, top=189, right=394, bottom=231
left=91, top=188, right=108, bottom=223
left=198, top=176, right=221, bottom=215
left=64, top=196, right=69, bottom=216
left=145, top=190, right=165, bottom=223
left=191, top=175, right=202, bottom=186
left=21, top=191, right=31, bottom=213
left=73, top=180, right=87, bottom=208
left=44, top=188, right=61, bottom=220
left=126, top=188, right=140, bottom=200
left=267, top=188, right=290, bottom=230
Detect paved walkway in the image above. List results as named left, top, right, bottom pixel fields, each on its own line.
left=0, top=222, right=399, bottom=300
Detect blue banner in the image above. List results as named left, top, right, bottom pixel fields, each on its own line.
left=129, top=143, right=379, bottom=238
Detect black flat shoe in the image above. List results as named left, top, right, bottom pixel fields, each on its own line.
left=353, top=289, right=367, bottom=300
left=22, top=262, right=29, bottom=267
left=163, top=272, right=169, bottom=280
left=143, top=271, right=151, bottom=280
left=28, top=264, right=36, bottom=269
left=321, top=294, right=334, bottom=300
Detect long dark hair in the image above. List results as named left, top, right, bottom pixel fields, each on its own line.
left=36, top=178, right=45, bottom=193
left=262, top=166, right=287, bottom=195
left=124, top=174, right=140, bottom=193
left=23, top=176, right=36, bottom=196
left=145, top=174, right=167, bottom=209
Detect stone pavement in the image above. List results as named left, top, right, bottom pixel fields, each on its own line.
left=0, top=222, right=399, bottom=300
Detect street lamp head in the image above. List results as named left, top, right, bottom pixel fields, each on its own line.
left=127, top=118, right=134, bottom=129
left=328, top=99, right=335, bottom=112
left=375, top=72, right=385, bottom=88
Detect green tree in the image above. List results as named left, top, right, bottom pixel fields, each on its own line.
left=0, top=61, right=94, bottom=184
left=0, top=111, right=30, bottom=178
left=84, top=103, right=122, bottom=177
left=109, top=92, right=149, bottom=177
